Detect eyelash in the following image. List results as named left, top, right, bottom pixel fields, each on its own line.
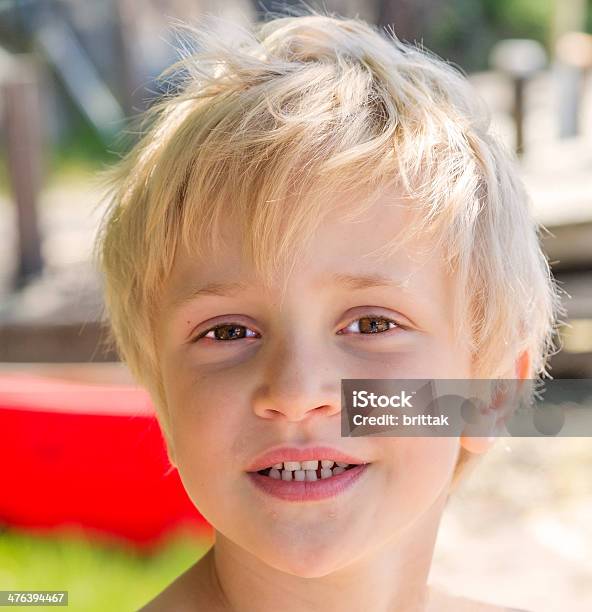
left=192, top=314, right=402, bottom=344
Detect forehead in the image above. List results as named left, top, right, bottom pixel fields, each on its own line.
left=163, top=186, right=451, bottom=309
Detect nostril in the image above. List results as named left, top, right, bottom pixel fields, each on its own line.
left=257, top=405, right=338, bottom=420
left=253, top=389, right=341, bottom=420
left=260, top=408, right=284, bottom=419
left=315, top=404, right=341, bottom=416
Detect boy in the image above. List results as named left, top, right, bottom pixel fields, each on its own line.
left=95, top=9, right=562, bottom=611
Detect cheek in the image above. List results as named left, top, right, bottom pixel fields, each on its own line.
left=377, top=438, right=459, bottom=522
left=162, top=364, right=244, bottom=489
left=419, top=330, right=473, bottom=377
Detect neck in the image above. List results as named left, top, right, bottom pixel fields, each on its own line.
left=205, top=489, right=448, bottom=612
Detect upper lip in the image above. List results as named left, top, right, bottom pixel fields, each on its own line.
left=245, top=445, right=369, bottom=472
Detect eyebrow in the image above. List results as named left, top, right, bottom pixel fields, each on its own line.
left=170, top=273, right=405, bottom=309
left=325, top=272, right=404, bottom=292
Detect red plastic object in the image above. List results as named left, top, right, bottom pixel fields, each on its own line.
left=0, top=373, right=210, bottom=549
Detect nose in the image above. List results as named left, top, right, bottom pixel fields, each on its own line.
left=252, top=338, right=341, bottom=422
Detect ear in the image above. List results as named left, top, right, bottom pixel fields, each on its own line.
left=165, top=436, right=178, bottom=469
left=460, top=350, right=531, bottom=454
left=515, top=349, right=530, bottom=381
left=167, top=448, right=177, bottom=469
left=158, top=420, right=178, bottom=469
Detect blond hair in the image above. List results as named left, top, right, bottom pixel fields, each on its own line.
left=95, top=9, right=564, bottom=466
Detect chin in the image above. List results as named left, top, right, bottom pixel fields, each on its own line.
left=257, top=541, right=352, bottom=578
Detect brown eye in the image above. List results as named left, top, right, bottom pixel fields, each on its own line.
left=339, top=316, right=398, bottom=335
left=195, top=323, right=259, bottom=342
left=213, top=324, right=247, bottom=340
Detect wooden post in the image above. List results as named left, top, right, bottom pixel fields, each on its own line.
left=555, top=32, right=592, bottom=138
left=1, top=54, right=44, bottom=285
left=489, top=39, right=547, bottom=157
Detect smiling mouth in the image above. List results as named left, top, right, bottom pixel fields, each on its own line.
left=254, top=460, right=360, bottom=482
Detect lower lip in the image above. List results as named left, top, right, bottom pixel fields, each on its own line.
left=246, top=464, right=370, bottom=502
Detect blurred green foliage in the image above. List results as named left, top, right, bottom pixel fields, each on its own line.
left=48, top=120, right=114, bottom=183
left=482, top=0, right=554, bottom=40
left=0, top=527, right=211, bottom=612
left=427, top=0, right=555, bottom=71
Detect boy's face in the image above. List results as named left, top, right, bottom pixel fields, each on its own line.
left=157, top=188, right=473, bottom=576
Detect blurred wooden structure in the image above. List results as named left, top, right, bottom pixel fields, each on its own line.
left=523, top=140, right=592, bottom=378
left=0, top=50, right=44, bottom=286
left=555, top=31, right=592, bottom=138
left=489, top=39, right=547, bottom=156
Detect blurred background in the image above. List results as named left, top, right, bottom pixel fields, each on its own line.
left=0, top=1, right=591, bottom=611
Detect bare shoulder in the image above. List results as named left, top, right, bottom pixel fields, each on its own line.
left=138, top=550, right=226, bottom=612
left=427, top=585, right=533, bottom=612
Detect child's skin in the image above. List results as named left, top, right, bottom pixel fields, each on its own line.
left=142, top=187, right=529, bottom=611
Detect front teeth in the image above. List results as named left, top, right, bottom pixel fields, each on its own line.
left=263, top=460, right=357, bottom=481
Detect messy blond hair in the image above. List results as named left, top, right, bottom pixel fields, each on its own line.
left=95, top=8, right=564, bottom=469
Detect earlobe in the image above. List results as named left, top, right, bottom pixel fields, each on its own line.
left=461, top=350, right=531, bottom=454
left=516, top=350, right=530, bottom=381
left=167, top=444, right=177, bottom=469
left=162, top=431, right=177, bottom=468
left=459, top=432, right=496, bottom=454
